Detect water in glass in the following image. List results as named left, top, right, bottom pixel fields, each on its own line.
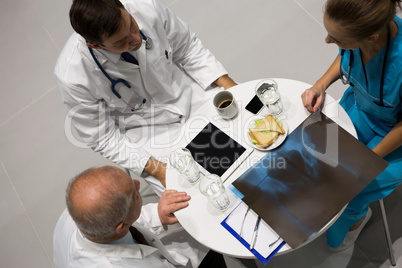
left=199, top=174, right=230, bottom=210
left=169, top=148, right=200, bottom=183
left=256, top=79, right=283, bottom=116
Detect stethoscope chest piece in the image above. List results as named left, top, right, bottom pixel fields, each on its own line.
left=340, top=49, right=353, bottom=85
left=140, top=30, right=153, bottom=50
left=145, top=36, right=153, bottom=50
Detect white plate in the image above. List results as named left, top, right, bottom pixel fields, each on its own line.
left=246, top=116, right=289, bottom=151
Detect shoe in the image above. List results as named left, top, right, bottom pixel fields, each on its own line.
left=329, top=207, right=372, bottom=252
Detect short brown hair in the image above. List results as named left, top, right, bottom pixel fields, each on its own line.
left=325, top=0, right=402, bottom=40
left=69, top=0, right=125, bottom=45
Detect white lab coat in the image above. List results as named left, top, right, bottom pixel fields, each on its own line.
left=53, top=204, right=208, bottom=268
left=54, top=0, right=227, bottom=194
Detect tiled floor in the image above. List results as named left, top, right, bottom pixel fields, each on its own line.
left=0, top=0, right=400, bottom=267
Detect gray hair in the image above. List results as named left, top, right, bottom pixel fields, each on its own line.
left=66, top=167, right=131, bottom=241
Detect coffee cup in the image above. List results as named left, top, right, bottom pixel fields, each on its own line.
left=213, top=91, right=238, bottom=119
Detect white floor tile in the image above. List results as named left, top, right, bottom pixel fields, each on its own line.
left=169, top=0, right=345, bottom=101
left=355, top=194, right=402, bottom=267
left=0, top=90, right=117, bottom=261
left=28, top=0, right=74, bottom=50
left=0, top=0, right=60, bottom=125
left=0, top=162, right=52, bottom=268
left=294, top=0, right=348, bottom=101
left=379, top=237, right=402, bottom=268
left=160, top=0, right=179, bottom=8
left=294, top=0, right=327, bottom=26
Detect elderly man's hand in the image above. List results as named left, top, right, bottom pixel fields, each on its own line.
left=157, top=190, right=191, bottom=225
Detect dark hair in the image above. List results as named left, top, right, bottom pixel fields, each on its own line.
left=69, top=0, right=125, bottom=45
left=66, top=167, right=131, bottom=241
left=325, top=0, right=402, bottom=39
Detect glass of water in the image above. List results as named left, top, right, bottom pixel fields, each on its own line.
left=199, top=174, right=230, bottom=210
left=255, top=79, right=284, bottom=116
left=169, top=148, right=200, bottom=183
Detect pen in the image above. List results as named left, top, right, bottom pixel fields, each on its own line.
left=249, top=216, right=261, bottom=250
left=239, top=207, right=250, bottom=237
left=269, top=236, right=281, bottom=247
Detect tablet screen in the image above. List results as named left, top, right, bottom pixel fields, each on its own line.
left=186, top=122, right=247, bottom=177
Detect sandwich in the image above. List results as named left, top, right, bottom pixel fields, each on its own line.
left=248, top=115, right=285, bottom=148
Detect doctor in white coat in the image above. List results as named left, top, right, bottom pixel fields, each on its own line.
left=53, top=166, right=224, bottom=267
left=54, top=0, right=237, bottom=196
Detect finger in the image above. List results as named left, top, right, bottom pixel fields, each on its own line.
left=159, top=201, right=187, bottom=217
left=164, top=191, right=191, bottom=202
left=301, top=91, right=315, bottom=112
left=164, top=214, right=178, bottom=225
left=162, top=189, right=178, bottom=196
left=313, top=96, right=323, bottom=112
left=304, top=96, right=315, bottom=112
left=165, top=200, right=190, bottom=214
left=301, top=91, right=308, bottom=106
left=163, top=190, right=190, bottom=198
left=313, top=102, right=319, bottom=112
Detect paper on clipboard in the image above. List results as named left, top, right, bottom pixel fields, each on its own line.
left=221, top=202, right=285, bottom=264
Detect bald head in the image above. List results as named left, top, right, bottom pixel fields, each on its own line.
left=66, top=166, right=134, bottom=241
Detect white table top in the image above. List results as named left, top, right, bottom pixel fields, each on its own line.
left=166, top=78, right=356, bottom=258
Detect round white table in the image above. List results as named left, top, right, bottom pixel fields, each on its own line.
left=166, top=78, right=356, bottom=258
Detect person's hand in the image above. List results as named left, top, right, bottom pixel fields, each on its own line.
left=158, top=190, right=191, bottom=225
left=301, top=85, right=326, bottom=113
left=213, top=74, right=237, bottom=89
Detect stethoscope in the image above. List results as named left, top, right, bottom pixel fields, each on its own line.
left=88, top=30, right=153, bottom=111
left=339, top=24, right=391, bottom=106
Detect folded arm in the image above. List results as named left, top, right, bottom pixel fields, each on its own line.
left=57, top=81, right=157, bottom=179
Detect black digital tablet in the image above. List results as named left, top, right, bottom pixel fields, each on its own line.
left=185, top=120, right=252, bottom=181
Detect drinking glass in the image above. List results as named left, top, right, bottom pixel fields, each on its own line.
left=199, top=174, right=230, bottom=210
left=169, top=148, right=200, bottom=183
left=255, top=79, right=284, bottom=116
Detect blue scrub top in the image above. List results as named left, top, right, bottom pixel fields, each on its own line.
left=339, top=16, right=402, bottom=138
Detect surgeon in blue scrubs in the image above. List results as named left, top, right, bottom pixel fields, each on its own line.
left=301, top=0, right=402, bottom=251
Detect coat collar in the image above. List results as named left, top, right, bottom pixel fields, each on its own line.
left=77, top=35, right=121, bottom=64
left=78, top=34, right=147, bottom=65
left=74, top=229, right=158, bottom=259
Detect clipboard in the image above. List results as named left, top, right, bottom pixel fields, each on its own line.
left=221, top=201, right=285, bottom=264
left=185, top=119, right=253, bottom=182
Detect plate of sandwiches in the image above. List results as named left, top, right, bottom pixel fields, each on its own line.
left=246, top=114, right=288, bottom=151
